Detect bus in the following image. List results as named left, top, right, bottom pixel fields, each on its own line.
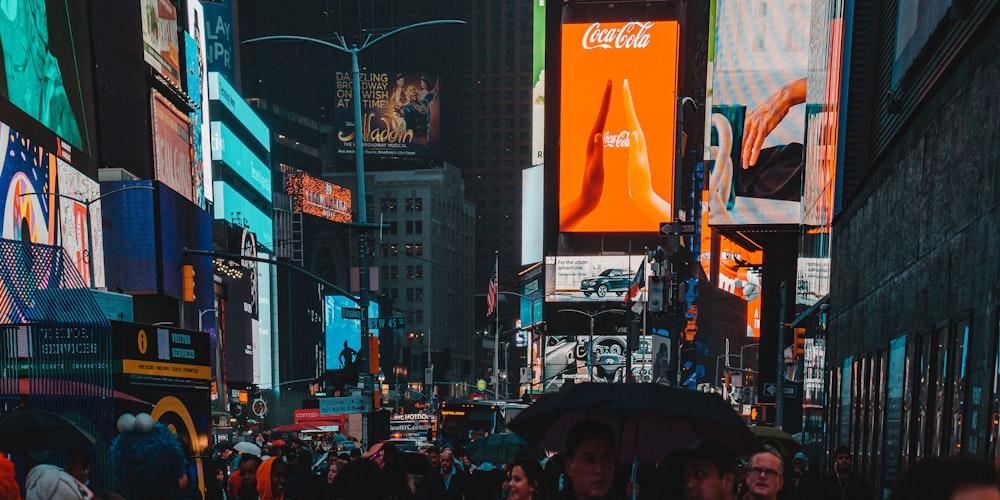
left=437, top=400, right=528, bottom=450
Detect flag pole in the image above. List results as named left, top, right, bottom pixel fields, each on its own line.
left=493, top=251, right=500, bottom=400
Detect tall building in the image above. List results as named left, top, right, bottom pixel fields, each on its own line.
left=328, top=165, right=476, bottom=395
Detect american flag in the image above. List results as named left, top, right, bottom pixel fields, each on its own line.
left=486, top=259, right=498, bottom=317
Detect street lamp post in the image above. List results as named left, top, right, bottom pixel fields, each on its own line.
left=559, top=308, right=626, bottom=382
left=20, top=185, right=156, bottom=288
left=496, top=291, right=541, bottom=396
left=244, top=20, right=464, bottom=446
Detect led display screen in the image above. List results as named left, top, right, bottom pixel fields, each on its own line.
left=209, top=72, right=269, bottom=150
left=56, top=161, right=104, bottom=288
left=140, top=0, right=181, bottom=87
left=152, top=90, right=194, bottom=203
left=286, top=173, right=351, bottom=223
left=333, top=70, right=441, bottom=159
left=187, top=0, right=212, bottom=205
left=202, top=1, right=235, bottom=84
left=0, top=123, right=56, bottom=245
left=559, top=21, right=679, bottom=233
left=544, top=254, right=648, bottom=303
left=324, top=295, right=379, bottom=371
left=211, top=122, right=271, bottom=201
left=706, top=2, right=810, bottom=226
left=212, top=182, right=273, bottom=250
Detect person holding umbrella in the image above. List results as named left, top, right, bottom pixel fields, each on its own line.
left=557, top=420, right=618, bottom=500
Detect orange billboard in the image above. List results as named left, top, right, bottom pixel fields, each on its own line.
left=559, top=21, right=679, bottom=233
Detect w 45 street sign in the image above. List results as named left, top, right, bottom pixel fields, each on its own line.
left=368, top=317, right=405, bottom=329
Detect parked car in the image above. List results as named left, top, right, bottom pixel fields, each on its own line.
left=580, top=269, right=631, bottom=297
left=385, top=438, right=430, bottom=453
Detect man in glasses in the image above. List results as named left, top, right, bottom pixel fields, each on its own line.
left=744, top=450, right=784, bottom=500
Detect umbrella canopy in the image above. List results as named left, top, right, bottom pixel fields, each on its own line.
left=271, top=422, right=320, bottom=432
left=0, top=408, right=96, bottom=452
left=233, top=441, right=262, bottom=456
left=465, top=432, right=533, bottom=465
left=750, top=425, right=801, bottom=457
left=508, top=383, right=760, bottom=462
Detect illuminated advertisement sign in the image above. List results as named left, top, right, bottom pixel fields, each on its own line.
left=287, top=173, right=352, bottom=223
left=113, top=322, right=211, bottom=380
left=202, top=0, right=235, bottom=84
left=140, top=0, right=181, bottom=87
left=324, top=295, right=379, bottom=371
left=0, top=0, right=96, bottom=156
left=0, top=123, right=56, bottom=244
left=209, top=73, right=269, bottom=150
left=152, top=90, right=194, bottom=202
left=532, top=0, right=545, bottom=166
left=187, top=0, right=212, bottom=205
left=57, top=162, right=105, bottom=288
left=212, top=182, right=273, bottom=250
left=544, top=254, right=648, bottom=303
left=705, top=2, right=810, bottom=226
left=559, top=21, right=679, bottom=233
left=699, top=234, right=763, bottom=338
left=211, top=122, right=272, bottom=200
left=333, top=70, right=441, bottom=159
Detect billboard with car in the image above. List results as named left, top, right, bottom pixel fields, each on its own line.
left=544, top=254, right=648, bottom=302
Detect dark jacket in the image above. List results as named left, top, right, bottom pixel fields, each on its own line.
left=817, top=472, right=874, bottom=500
left=420, top=466, right=471, bottom=500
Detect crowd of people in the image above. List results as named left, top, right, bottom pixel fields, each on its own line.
left=3, top=418, right=1000, bottom=499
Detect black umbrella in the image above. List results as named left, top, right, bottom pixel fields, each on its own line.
left=465, top=432, right=533, bottom=465
left=0, top=407, right=96, bottom=452
left=508, top=383, right=760, bottom=463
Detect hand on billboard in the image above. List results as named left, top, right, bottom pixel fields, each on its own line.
left=560, top=80, right=612, bottom=231
left=623, top=79, right=672, bottom=222
left=741, top=77, right=806, bottom=169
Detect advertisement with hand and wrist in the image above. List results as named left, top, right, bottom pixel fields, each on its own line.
left=559, top=21, right=679, bottom=233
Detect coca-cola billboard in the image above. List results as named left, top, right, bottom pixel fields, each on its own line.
left=559, top=21, right=680, bottom=233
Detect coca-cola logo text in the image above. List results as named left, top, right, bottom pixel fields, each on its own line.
left=603, top=131, right=631, bottom=148
left=582, top=22, right=654, bottom=50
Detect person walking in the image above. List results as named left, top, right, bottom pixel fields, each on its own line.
left=743, top=450, right=784, bottom=500
left=420, top=448, right=470, bottom=500
left=681, top=439, right=736, bottom=500
left=817, top=446, right=872, bottom=500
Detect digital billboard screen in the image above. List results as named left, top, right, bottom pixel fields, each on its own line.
left=140, top=0, right=181, bottom=87
left=187, top=0, right=212, bottom=205
left=0, top=123, right=56, bottom=245
left=287, top=173, right=352, bottom=223
left=57, top=161, right=104, bottom=288
left=559, top=21, right=679, bottom=233
left=0, top=0, right=97, bottom=157
left=325, top=295, right=379, bottom=371
left=333, top=70, right=441, bottom=159
left=705, top=2, right=810, bottom=226
left=544, top=254, right=648, bottom=303
left=152, top=90, right=194, bottom=203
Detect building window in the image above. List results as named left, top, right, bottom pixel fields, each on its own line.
left=414, top=265, right=424, bottom=279
left=380, top=198, right=397, bottom=212
left=380, top=244, right=391, bottom=257
left=405, top=243, right=414, bottom=256
left=406, top=197, right=423, bottom=211
left=406, top=288, right=415, bottom=301
left=389, top=244, right=399, bottom=256
left=414, top=243, right=424, bottom=256
left=390, top=266, right=398, bottom=279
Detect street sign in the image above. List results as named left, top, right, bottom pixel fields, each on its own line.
left=660, top=221, right=696, bottom=236
left=319, top=396, right=368, bottom=415
left=368, top=316, right=406, bottom=329
left=342, top=307, right=362, bottom=320
left=763, top=383, right=796, bottom=397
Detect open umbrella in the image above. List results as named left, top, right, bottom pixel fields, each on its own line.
left=508, top=383, right=760, bottom=463
left=465, top=432, right=533, bottom=465
left=750, top=425, right=801, bottom=457
left=0, top=408, right=96, bottom=452
left=233, top=441, right=262, bottom=456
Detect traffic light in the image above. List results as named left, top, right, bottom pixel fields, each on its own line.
left=182, top=264, right=196, bottom=302
left=793, top=327, right=806, bottom=360
left=369, top=336, right=380, bottom=374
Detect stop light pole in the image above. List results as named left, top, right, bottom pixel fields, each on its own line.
left=243, top=20, right=464, bottom=447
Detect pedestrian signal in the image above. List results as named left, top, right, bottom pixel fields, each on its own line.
left=182, top=265, right=196, bottom=302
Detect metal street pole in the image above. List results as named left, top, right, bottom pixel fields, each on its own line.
left=20, top=185, right=155, bottom=287
left=496, top=291, right=539, bottom=396
left=243, top=20, right=464, bottom=446
left=776, top=281, right=787, bottom=429
left=559, top=309, right=625, bottom=382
